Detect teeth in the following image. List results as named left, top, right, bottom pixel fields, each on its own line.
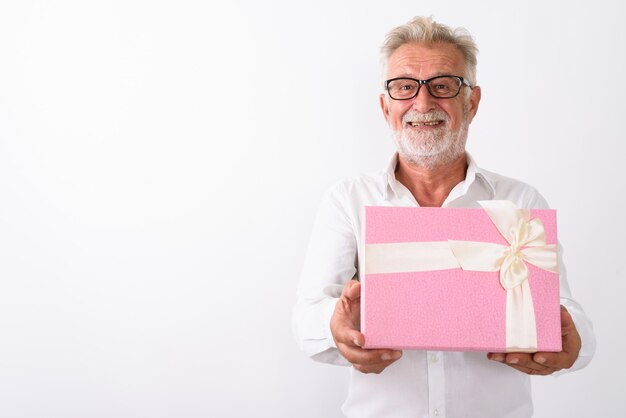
left=410, top=121, right=441, bottom=127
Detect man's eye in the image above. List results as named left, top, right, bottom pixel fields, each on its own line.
left=399, top=84, right=415, bottom=91
left=432, top=84, right=449, bottom=91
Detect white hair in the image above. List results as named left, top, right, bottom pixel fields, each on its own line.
left=380, top=16, right=479, bottom=87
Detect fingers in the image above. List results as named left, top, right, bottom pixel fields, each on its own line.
left=331, top=281, right=362, bottom=345
left=331, top=314, right=364, bottom=349
left=487, top=349, right=573, bottom=375
left=338, top=342, right=403, bottom=373
left=486, top=305, right=582, bottom=376
left=504, top=363, right=553, bottom=376
left=530, top=351, right=567, bottom=371
left=529, top=307, right=579, bottom=368
left=332, top=314, right=402, bottom=374
left=332, top=280, right=402, bottom=374
left=330, top=280, right=365, bottom=349
left=504, top=353, right=551, bottom=374
left=353, top=353, right=403, bottom=374
left=488, top=352, right=551, bottom=374
left=530, top=306, right=580, bottom=371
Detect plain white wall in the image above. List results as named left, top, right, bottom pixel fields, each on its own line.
left=0, top=1, right=623, bottom=417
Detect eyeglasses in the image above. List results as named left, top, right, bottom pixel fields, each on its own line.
left=385, top=75, right=472, bottom=100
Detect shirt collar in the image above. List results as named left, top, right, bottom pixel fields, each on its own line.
left=382, top=152, right=496, bottom=201
left=382, top=153, right=400, bottom=201
left=465, top=152, right=497, bottom=197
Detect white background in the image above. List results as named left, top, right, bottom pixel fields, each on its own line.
left=0, top=1, right=624, bottom=417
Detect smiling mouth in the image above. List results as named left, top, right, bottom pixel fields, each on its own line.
left=408, top=120, right=444, bottom=127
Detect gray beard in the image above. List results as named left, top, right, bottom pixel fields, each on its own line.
left=391, top=111, right=470, bottom=170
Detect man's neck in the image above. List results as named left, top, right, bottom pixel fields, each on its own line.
left=395, top=154, right=468, bottom=207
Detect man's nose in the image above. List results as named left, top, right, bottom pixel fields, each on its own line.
left=411, top=83, right=436, bottom=113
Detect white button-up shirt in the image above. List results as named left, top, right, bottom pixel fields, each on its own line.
left=293, top=153, right=595, bottom=418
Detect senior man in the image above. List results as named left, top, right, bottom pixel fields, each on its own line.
left=293, top=16, right=595, bottom=418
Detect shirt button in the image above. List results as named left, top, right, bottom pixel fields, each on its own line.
left=433, top=408, right=440, bottom=416
left=430, top=353, right=438, bottom=362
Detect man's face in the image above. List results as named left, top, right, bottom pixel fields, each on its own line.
left=379, top=42, right=481, bottom=168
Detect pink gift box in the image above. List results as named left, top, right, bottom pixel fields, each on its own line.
left=361, top=204, right=562, bottom=352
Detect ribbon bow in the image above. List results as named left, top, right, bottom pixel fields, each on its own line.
left=448, top=200, right=559, bottom=290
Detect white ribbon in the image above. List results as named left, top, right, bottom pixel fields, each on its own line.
left=364, top=200, right=559, bottom=352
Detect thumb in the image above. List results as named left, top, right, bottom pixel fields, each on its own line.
left=560, top=306, right=574, bottom=333
left=342, top=280, right=361, bottom=300
left=559, top=306, right=581, bottom=367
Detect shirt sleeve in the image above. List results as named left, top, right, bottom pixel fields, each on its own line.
left=292, top=183, right=357, bottom=366
left=528, top=190, right=596, bottom=375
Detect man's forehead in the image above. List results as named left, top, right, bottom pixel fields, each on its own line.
left=387, top=42, right=465, bottom=77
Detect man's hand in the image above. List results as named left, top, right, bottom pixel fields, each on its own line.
left=330, top=280, right=403, bottom=374
left=487, top=306, right=581, bottom=375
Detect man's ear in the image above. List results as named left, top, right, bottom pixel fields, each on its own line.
left=467, top=86, right=481, bottom=123
left=379, top=94, right=390, bottom=121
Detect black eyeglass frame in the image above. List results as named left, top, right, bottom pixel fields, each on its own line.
left=384, top=75, right=473, bottom=100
